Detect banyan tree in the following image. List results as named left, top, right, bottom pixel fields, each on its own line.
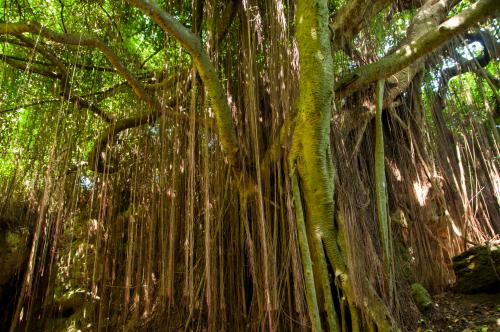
left=0, top=0, right=499, bottom=330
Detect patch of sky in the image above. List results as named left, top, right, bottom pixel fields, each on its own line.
left=427, top=40, right=485, bottom=91
left=424, top=68, right=444, bottom=92
left=452, top=41, right=483, bottom=64
left=79, top=176, right=94, bottom=190
left=381, top=36, right=396, bottom=57
left=148, top=125, right=160, bottom=136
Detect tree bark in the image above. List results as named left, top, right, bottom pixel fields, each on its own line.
left=292, top=0, right=340, bottom=330
left=125, top=0, right=239, bottom=166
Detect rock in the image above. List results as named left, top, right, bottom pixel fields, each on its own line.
left=0, top=227, right=29, bottom=285
left=452, top=241, right=500, bottom=294
left=412, top=283, right=433, bottom=312
left=0, top=200, right=35, bottom=286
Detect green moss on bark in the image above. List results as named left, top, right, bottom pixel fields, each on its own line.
left=292, top=0, right=340, bottom=330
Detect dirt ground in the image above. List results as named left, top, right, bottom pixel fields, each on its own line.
left=417, top=291, right=500, bottom=332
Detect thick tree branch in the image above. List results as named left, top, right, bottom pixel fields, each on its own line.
left=1, top=56, right=61, bottom=78
left=0, top=54, right=53, bottom=67
left=68, top=95, right=113, bottom=122
left=0, top=99, right=60, bottom=114
left=334, top=0, right=499, bottom=99
left=383, top=0, right=458, bottom=108
left=88, top=108, right=171, bottom=173
left=1, top=36, right=119, bottom=72
left=0, top=92, right=112, bottom=122
left=126, top=0, right=239, bottom=166
left=11, top=34, right=113, bottom=122
left=337, top=29, right=498, bottom=135
left=0, top=21, right=163, bottom=114
left=0, top=53, right=111, bottom=121
left=0, top=52, right=120, bottom=72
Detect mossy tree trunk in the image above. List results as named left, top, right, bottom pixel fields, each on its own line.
left=291, top=1, right=348, bottom=330
left=291, top=2, right=397, bottom=331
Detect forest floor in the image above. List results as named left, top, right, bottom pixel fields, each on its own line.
left=417, top=291, right=500, bottom=332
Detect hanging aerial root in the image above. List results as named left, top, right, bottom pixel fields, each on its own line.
left=374, top=79, right=395, bottom=304
left=291, top=170, right=321, bottom=331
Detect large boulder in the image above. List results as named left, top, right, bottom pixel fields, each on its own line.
left=452, top=241, right=500, bottom=294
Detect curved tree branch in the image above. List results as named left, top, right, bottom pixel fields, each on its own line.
left=0, top=35, right=120, bottom=72
left=0, top=53, right=53, bottom=67
left=334, top=0, right=499, bottom=99
left=0, top=99, right=60, bottom=114
left=382, top=0, right=459, bottom=108
left=125, top=0, right=239, bottom=166
left=1, top=56, right=61, bottom=78
left=1, top=54, right=113, bottom=121
left=0, top=21, right=163, bottom=114
left=87, top=103, right=176, bottom=173
left=6, top=34, right=114, bottom=122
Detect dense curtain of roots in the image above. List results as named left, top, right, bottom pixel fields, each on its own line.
left=0, top=0, right=498, bottom=331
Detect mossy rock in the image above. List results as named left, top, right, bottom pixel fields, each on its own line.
left=411, top=283, right=432, bottom=312
left=452, top=242, right=500, bottom=294
left=0, top=227, right=29, bottom=285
